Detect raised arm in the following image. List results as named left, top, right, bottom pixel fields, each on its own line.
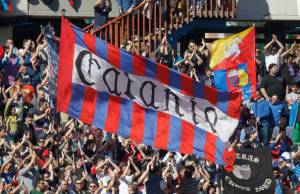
left=25, top=151, right=36, bottom=169
left=36, top=73, right=49, bottom=91
left=34, top=108, right=50, bottom=122
left=273, top=35, right=284, bottom=55
left=20, top=40, right=30, bottom=57
left=95, top=159, right=106, bottom=171
left=162, top=162, right=171, bottom=179
left=121, top=160, right=131, bottom=177
left=281, top=42, right=295, bottom=59
left=135, top=144, right=151, bottom=160
left=0, top=87, right=7, bottom=104
left=14, top=134, right=27, bottom=151
left=199, top=38, right=206, bottom=52
left=137, top=160, right=152, bottom=184
left=264, top=37, right=275, bottom=55
left=9, top=181, right=23, bottom=194
left=295, top=45, right=300, bottom=64
left=108, top=157, right=121, bottom=174
left=130, top=158, right=141, bottom=177
left=106, top=169, right=116, bottom=191
left=162, top=151, right=171, bottom=163
left=0, top=155, right=13, bottom=173
left=42, top=152, right=53, bottom=170
left=63, top=124, right=75, bottom=140
left=199, top=165, right=211, bottom=182
left=77, top=139, right=92, bottom=161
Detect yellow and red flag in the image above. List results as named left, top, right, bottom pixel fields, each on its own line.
left=210, top=27, right=256, bottom=100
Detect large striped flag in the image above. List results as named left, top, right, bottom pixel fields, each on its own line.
left=210, top=27, right=256, bottom=100
left=57, top=18, right=242, bottom=169
left=1, top=0, right=12, bottom=11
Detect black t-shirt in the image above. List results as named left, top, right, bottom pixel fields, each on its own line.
left=256, top=55, right=266, bottom=77
left=33, top=108, right=49, bottom=128
left=281, top=63, right=298, bottom=85
left=0, top=93, right=5, bottom=116
left=260, top=74, right=285, bottom=101
left=156, top=52, right=173, bottom=67
left=83, top=145, right=95, bottom=158
left=192, top=51, right=206, bottom=76
left=14, top=123, right=36, bottom=145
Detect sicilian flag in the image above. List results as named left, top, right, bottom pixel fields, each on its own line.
left=210, top=27, right=256, bottom=100
left=1, top=0, right=12, bottom=11
left=57, top=17, right=242, bottom=169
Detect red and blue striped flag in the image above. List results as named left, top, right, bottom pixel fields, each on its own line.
left=57, top=18, right=242, bottom=170
left=1, top=0, right=12, bottom=11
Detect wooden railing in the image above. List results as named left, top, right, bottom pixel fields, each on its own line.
left=86, top=0, right=237, bottom=57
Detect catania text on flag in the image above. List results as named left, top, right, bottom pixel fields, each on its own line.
left=72, top=45, right=238, bottom=142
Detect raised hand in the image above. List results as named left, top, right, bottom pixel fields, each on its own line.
left=202, top=38, right=206, bottom=46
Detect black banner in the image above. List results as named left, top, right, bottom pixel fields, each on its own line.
left=222, top=146, right=275, bottom=194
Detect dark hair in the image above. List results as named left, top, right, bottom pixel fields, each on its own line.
left=205, top=67, right=212, bottom=72
left=207, top=183, right=216, bottom=192
left=271, top=46, right=277, bottom=51
left=151, top=165, right=161, bottom=174
left=39, top=99, right=47, bottom=107
left=36, top=178, right=44, bottom=186
left=23, top=39, right=28, bottom=45
left=89, top=181, right=98, bottom=186
left=9, top=105, right=16, bottom=112
left=15, top=75, right=23, bottom=82
left=25, top=112, right=34, bottom=118
left=189, top=39, right=196, bottom=44
left=185, top=167, right=194, bottom=178
left=287, top=54, right=295, bottom=59
left=269, top=63, right=278, bottom=70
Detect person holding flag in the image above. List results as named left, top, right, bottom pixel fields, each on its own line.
left=56, top=17, right=242, bottom=171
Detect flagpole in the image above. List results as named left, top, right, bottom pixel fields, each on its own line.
left=219, top=167, right=224, bottom=194
left=254, top=98, right=262, bottom=147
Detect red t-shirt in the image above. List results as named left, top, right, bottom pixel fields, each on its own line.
left=0, top=46, right=4, bottom=60
left=22, top=84, right=35, bottom=104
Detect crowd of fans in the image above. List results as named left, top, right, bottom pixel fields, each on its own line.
left=0, top=1, right=299, bottom=194
left=0, top=35, right=224, bottom=194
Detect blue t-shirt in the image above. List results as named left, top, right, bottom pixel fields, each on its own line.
left=275, top=179, right=283, bottom=194
left=1, top=172, right=14, bottom=184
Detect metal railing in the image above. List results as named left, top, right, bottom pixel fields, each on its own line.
left=86, top=0, right=237, bottom=57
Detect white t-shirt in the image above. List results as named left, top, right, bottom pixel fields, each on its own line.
left=119, top=178, right=129, bottom=194
left=272, top=126, right=293, bottom=140
left=265, top=53, right=280, bottom=71
left=286, top=92, right=298, bottom=103
left=98, top=175, right=112, bottom=194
